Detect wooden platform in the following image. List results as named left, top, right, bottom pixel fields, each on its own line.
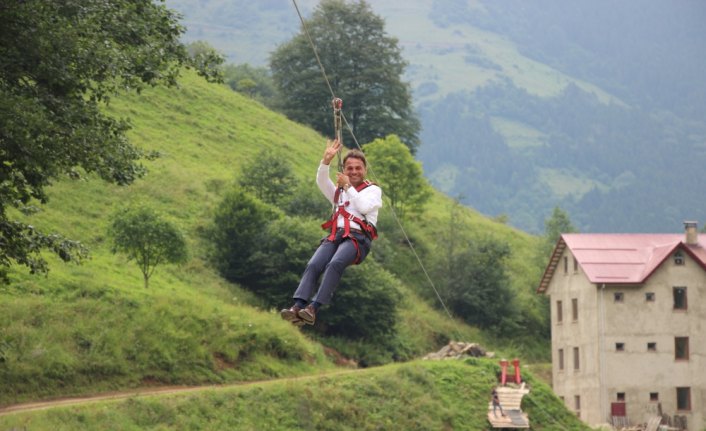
left=488, top=384, right=531, bottom=429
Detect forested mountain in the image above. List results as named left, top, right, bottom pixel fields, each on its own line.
left=166, top=0, right=706, bottom=233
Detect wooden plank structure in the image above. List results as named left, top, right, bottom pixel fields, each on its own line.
left=487, top=384, right=531, bottom=429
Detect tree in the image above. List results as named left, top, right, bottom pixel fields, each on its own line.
left=441, top=237, right=515, bottom=331
left=206, top=189, right=280, bottom=283
left=238, top=148, right=296, bottom=206
left=270, top=0, right=420, bottom=151
left=223, top=63, right=278, bottom=107
left=109, top=206, right=188, bottom=289
left=364, top=135, right=432, bottom=217
left=0, top=0, right=222, bottom=280
left=320, top=261, right=400, bottom=342
left=541, top=206, right=578, bottom=259
left=246, top=216, right=325, bottom=306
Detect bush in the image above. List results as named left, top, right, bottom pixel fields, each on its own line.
left=206, top=189, right=281, bottom=283
left=248, top=216, right=324, bottom=307
left=318, top=260, right=401, bottom=342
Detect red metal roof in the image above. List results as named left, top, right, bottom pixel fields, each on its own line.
left=537, top=233, right=706, bottom=293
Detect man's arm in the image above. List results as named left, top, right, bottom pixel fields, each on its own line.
left=316, top=139, right=342, bottom=203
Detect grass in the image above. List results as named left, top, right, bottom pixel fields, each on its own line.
left=0, top=359, right=591, bottom=431
left=1, top=68, right=552, bottom=424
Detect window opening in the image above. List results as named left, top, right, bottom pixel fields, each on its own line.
left=572, top=298, right=578, bottom=321
left=675, top=337, right=689, bottom=360
left=677, top=387, right=691, bottom=411
left=673, top=287, right=687, bottom=310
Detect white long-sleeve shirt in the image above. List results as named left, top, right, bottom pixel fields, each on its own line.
left=317, top=162, right=382, bottom=230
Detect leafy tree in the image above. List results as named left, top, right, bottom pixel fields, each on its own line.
left=285, top=181, right=332, bottom=220
left=109, top=206, right=188, bottom=289
left=0, top=0, right=222, bottom=279
left=206, top=189, right=280, bottom=283
left=541, top=206, right=578, bottom=259
left=320, top=261, right=400, bottom=342
left=365, top=135, right=432, bottom=217
left=185, top=41, right=227, bottom=83
left=247, top=216, right=324, bottom=306
left=440, top=237, right=515, bottom=331
left=238, top=148, right=296, bottom=206
left=223, top=63, right=278, bottom=106
left=270, top=0, right=420, bottom=151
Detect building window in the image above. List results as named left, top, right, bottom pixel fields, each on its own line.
left=558, top=348, right=564, bottom=371
left=573, top=257, right=578, bottom=272
left=556, top=300, right=563, bottom=323
left=647, top=342, right=657, bottom=352
left=617, top=392, right=625, bottom=401
left=650, top=393, right=659, bottom=402
left=673, top=251, right=684, bottom=265
left=677, top=387, right=691, bottom=411
left=645, top=292, right=655, bottom=301
left=616, top=342, right=625, bottom=352
left=563, top=256, right=568, bottom=274
left=675, top=337, right=689, bottom=360
left=573, top=347, right=580, bottom=370
left=575, top=395, right=581, bottom=414
left=614, top=292, right=624, bottom=302
left=571, top=298, right=578, bottom=321
left=673, top=287, right=687, bottom=310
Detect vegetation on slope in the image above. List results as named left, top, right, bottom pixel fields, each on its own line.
left=1, top=69, right=545, bottom=407
left=0, top=360, right=590, bottom=431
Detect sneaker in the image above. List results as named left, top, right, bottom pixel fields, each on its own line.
left=297, top=304, right=317, bottom=325
left=280, top=306, right=303, bottom=325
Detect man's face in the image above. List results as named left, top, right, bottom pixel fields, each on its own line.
left=344, top=157, right=366, bottom=187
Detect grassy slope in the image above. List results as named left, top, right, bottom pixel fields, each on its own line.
left=1, top=71, right=544, bottom=409
left=0, top=359, right=590, bottom=431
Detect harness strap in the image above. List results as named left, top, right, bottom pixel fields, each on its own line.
left=321, top=181, right=378, bottom=243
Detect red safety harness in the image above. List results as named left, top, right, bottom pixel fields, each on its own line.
left=321, top=180, right=378, bottom=264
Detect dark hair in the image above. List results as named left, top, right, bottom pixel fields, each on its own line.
left=343, top=149, right=367, bottom=167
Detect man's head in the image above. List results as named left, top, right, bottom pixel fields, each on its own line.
left=343, top=150, right=367, bottom=187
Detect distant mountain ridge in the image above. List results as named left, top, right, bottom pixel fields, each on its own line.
left=166, top=0, right=706, bottom=233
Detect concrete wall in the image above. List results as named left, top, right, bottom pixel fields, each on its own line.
left=546, top=248, right=603, bottom=424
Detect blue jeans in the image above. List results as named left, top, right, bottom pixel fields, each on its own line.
left=293, top=230, right=371, bottom=305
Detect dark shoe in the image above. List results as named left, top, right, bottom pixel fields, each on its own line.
left=280, top=306, right=302, bottom=325
left=297, top=304, right=316, bottom=325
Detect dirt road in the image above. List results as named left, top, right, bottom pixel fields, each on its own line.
left=0, top=368, right=361, bottom=417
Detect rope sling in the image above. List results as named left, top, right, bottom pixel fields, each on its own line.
left=332, top=97, right=344, bottom=173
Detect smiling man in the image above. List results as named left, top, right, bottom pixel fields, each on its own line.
left=280, top=139, right=382, bottom=326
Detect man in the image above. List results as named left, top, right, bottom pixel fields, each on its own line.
left=280, top=138, right=382, bottom=326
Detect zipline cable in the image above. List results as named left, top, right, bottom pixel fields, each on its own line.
left=291, top=0, right=344, bottom=171
left=290, top=0, right=463, bottom=340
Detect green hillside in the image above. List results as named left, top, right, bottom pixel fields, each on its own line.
left=0, top=359, right=590, bottom=430
left=167, top=0, right=706, bottom=234
left=0, top=70, right=558, bottom=428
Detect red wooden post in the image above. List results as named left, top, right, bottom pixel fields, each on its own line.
left=513, top=358, right=521, bottom=384
left=500, top=359, right=509, bottom=385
